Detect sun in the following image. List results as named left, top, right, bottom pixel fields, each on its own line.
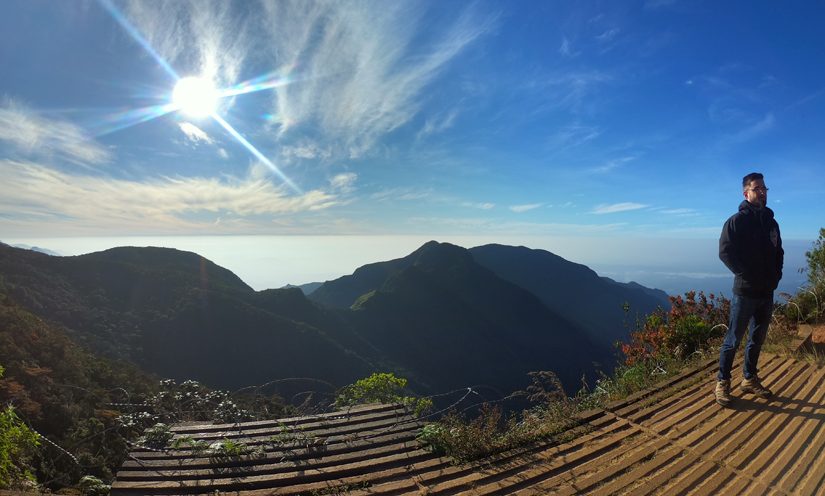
left=172, top=76, right=218, bottom=118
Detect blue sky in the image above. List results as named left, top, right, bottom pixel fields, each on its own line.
left=1, top=1, right=823, bottom=292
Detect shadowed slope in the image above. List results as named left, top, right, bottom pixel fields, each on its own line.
left=470, top=244, right=669, bottom=347
left=0, top=243, right=376, bottom=391
left=327, top=242, right=612, bottom=395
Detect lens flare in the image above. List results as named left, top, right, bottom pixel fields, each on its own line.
left=173, top=77, right=218, bottom=118
left=98, top=0, right=301, bottom=193
left=98, top=0, right=178, bottom=81
left=92, top=103, right=177, bottom=137
left=211, top=114, right=302, bottom=193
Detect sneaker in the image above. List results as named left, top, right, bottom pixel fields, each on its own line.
left=715, top=380, right=732, bottom=407
left=741, top=376, right=772, bottom=398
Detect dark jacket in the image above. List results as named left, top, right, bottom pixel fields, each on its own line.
left=719, top=200, right=783, bottom=297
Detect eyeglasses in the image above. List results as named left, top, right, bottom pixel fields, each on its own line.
left=748, top=187, right=769, bottom=193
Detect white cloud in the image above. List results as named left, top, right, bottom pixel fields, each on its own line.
left=418, top=109, right=460, bottom=139
left=462, top=202, right=495, bottom=210
left=596, top=29, right=619, bottom=42
left=407, top=216, right=626, bottom=236
left=548, top=123, right=602, bottom=150
left=124, top=0, right=250, bottom=88
left=726, top=112, right=775, bottom=144
left=0, top=159, right=341, bottom=234
left=0, top=99, right=111, bottom=166
left=660, top=208, right=698, bottom=216
left=590, top=155, right=637, bottom=174
left=592, top=202, right=649, bottom=214
left=370, top=187, right=432, bottom=202
left=559, top=37, right=577, bottom=57
left=118, top=1, right=493, bottom=157
left=509, top=203, right=543, bottom=213
left=258, top=1, right=495, bottom=156
left=178, top=122, right=214, bottom=144
left=645, top=0, right=678, bottom=8
left=281, top=142, right=332, bottom=160
left=329, top=172, right=357, bottom=193
left=218, top=148, right=229, bottom=159
left=525, top=72, right=612, bottom=115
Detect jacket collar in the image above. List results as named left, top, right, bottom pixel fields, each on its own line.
left=738, top=200, right=774, bottom=219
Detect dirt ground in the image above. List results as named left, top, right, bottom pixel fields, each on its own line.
left=810, top=324, right=825, bottom=343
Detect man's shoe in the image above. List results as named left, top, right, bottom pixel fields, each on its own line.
left=715, top=380, right=732, bottom=406
left=741, top=376, right=772, bottom=398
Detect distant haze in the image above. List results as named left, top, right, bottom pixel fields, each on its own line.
left=5, top=235, right=811, bottom=297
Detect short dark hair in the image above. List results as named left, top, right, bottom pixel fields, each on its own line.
left=742, top=172, right=763, bottom=188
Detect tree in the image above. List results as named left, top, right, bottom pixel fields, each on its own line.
left=805, top=228, right=825, bottom=289
left=335, top=372, right=432, bottom=416
left=0, top=365, right=41, bottom=489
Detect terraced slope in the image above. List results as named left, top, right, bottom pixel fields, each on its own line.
left=113, top=351, right=825, bottom=495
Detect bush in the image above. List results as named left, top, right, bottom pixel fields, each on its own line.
left=621, top=291, right=729, bottom=365
left=806, top=228, right=825, bottom=290
left=335, top=373, right=432, bottom=417
left=78, top=475, right=110, bottom=496
left=417, top=371, right=588, bottom=462
left=0, top=365, right=41, bottom=489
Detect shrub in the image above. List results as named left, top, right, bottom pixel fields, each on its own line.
left=0, top=405, right=40, bottom=489
left=78, top=475, right=110, bottom=496
left=806, top=228, right=825, bottom=290
left=621, top=291, right=729, bottom=365
left=0, top=364, right=40, bottom=490
left=335, top=373, right=432, bottom=416
left=417, top=371, right=588, bottom=462
left=141, top=423, right=173, bottom=449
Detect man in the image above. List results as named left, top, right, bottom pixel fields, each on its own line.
left=715, top=172, right=783, bottom=407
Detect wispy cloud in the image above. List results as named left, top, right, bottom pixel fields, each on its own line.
left=280, top=142, right=332, bottom=161
left=524, top=71, right=612, bottom=115
left=509, top=203, right=543, bottom=213
left=254, top=1, right=496, bottom=157
left=0, top=99, right=111, bottom=166
left=547, top=123, right=602, bottom=150
left=417, top=109, right=460, bottom=140
left=407, top=216, right=626, bottom=235
left=462, top=202, right=495, bottom=210
left=590, top=155, right=636, bottom=174
left=595, top=28, right=619, bottom=43
left=559, top=36, right=578, bottom=57
left=178, top=122, right=213, bottom=144
left=592, top=202, right=648, bottom=214
left=690, top=67, right=777, bottom=145
left=786, top=87, right=825, bottom=111
left=370, top=187, right=432, bottom=202
left=0, top=159, right=342, bottom=234
left=329, top=172, right=357, bottom=193
left=124, top=0, right=251, bottom=87
left=659, top=208, right=699, bottom=216
left=725, top=112, right=775, bottom=144
left=644, top=0, right=678, bottom=9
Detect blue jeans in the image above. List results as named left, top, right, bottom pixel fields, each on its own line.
left=717, top=294, right=773, bottom=381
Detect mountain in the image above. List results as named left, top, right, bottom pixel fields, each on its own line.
left=0, top=243, right=376, bottom=392
left=469, top=244, right=669, bottom=347
left=11, top=243, right=61, bottom=256
left=311, top=241, right=614, bottom=395
left=282, top=282, right=324, bottom=295
left=0, top=286, right=157, bottom=483
left=1, top=240, right=668, bottom=400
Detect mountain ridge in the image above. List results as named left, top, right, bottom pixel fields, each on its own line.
left=1, top=240, right=669, bottom=397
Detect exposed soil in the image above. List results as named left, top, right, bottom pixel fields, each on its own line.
left=811, top=324, right=825, bottom=343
